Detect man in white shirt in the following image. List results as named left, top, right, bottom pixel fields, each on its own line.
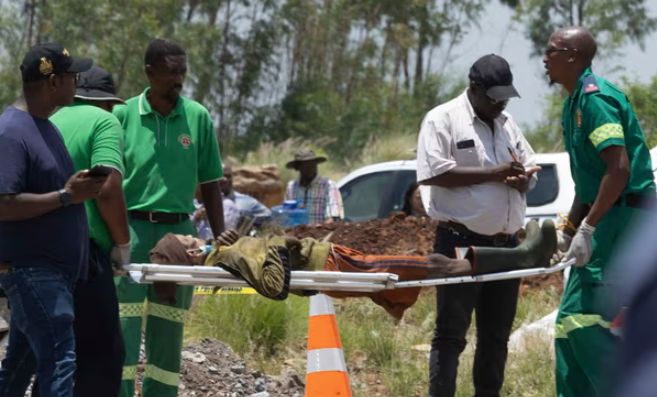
left=416, top=54, right=540, bottom=397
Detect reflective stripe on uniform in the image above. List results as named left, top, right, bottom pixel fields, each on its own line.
left=146, top=301, right=187, bottom=324
left=144, top=364, right=180, bottom=387
left=589, top=123, right=623, bottom=148
left=555, top=314, right=611, bottom=339
left=119, top=303, right=144, bottom=318
left=122, top=365, right=137, bottom=380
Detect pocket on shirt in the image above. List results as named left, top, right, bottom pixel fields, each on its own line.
left=454, top=147, right=482, bottom=166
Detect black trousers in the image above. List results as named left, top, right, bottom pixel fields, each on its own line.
left=428, top=226, right=520, bottom=397
left=33, top=241, right=125, bottom=397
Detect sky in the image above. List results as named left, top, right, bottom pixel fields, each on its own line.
left=441, top=0, right=657, bottom=129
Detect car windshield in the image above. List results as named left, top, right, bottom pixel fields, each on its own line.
left=527, top=164, right=559, bottom=207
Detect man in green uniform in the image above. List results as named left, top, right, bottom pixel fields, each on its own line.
left=43, top=66, right=129, bottom=397
left=544, top=26, right=656, bottom=397
left=113, top=39, right=225, bottom=397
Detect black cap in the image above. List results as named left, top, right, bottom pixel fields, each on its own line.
left=75, top=66, right=125, bottom=104
left=20, top=42, right=93, bottom=83
left=468, top=54, right=520, bottom=101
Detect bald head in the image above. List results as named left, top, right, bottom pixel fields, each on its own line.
left=551, top=27, right=597, bottom=65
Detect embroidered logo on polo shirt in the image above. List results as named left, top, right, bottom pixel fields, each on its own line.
left=178, top=134, right=192, bottom=149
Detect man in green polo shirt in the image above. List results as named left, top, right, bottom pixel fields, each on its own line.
left=545, top=26, right=656, bottom=397
left=46, top=66, right=129, bottom=397
left=113, top=39, right=225, bottom=397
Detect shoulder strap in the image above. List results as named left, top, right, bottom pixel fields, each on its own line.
left=582, top=75, right=600, bottom=95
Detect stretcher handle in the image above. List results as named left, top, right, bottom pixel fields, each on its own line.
left=393, top=258, right=576, bottom=289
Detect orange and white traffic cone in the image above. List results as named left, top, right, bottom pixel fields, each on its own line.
left=610, top=307, right=626, bottom=338
left=305, top=293, right=352, bottom=397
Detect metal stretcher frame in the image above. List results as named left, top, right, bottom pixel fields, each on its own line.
left=123, top=258, right=575, bottom=293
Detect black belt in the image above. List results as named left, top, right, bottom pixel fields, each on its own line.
left=437, top=221, right=514, bottom=247
left=614, top=193, right=656, bottom=210
left=130, top=210, right=190, bottom=225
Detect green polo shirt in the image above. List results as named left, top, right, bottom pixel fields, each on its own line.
left=562, top=67, right=655, bottom=205
left=50, top=99, right=125, bottom=252
left=113, top=88, right=223, bottom=214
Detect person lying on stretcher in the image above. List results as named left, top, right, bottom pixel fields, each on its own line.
left=148, top=219, right=556, bottom=319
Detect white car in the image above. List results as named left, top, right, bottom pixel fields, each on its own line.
left=337, top=150, right=657, bottom=225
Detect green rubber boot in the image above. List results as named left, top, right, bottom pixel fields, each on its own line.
left=465, top=219, right=557, bottom=275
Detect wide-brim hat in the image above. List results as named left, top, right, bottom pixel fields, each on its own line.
left=74, top=66, right=125, bottom=104
left=285, top=149, right=327, bottom=169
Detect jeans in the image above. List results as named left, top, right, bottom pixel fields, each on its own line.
left=429, top=226, right=520, bottom=397
left=33, top=241, right=125, bottom=397
left=0, top=267, right=76, bottom=397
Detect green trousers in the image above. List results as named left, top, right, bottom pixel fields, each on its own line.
left=555, top=206, right=639, bottom=397
left=555, top=267, right=619, bottom=397
left=116, top=219, right=196, bottom=397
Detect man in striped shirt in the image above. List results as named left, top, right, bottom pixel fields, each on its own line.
left=285, top=149, right=344, bottom=225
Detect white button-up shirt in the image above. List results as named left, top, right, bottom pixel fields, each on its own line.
left=416, top=90, right=537, bottom=235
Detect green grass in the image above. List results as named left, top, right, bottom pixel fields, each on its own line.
left=186, top=294, right=308, bottom=369
left=185, top=288, right=562, bottom=396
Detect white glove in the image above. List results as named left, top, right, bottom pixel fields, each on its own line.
left=565, top=218, right=596, bottom=267
left=557, top=230, right=573, bottom=252
left=110, top=242, right=132, bottom=269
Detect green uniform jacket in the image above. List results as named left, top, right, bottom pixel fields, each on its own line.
left=562, top=68, right=655, bottom=281
left=562, top=67, right=655, bottom=204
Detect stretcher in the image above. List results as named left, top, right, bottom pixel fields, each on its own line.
left=122, top=258, right=575, bottom=293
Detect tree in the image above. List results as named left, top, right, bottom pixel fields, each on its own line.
left=516, top=0, right=657, bottom=152
left=623, top=76, right=657, bottom=148
left=515, top=0, right=657, bottom=59
left=266, top=0, right=499, bottom=159
left=0, top=0, right=522, bottom=161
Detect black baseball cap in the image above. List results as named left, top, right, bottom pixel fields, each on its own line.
left=75, top=66, right=125, bottom=104
left=20, top=42, right=93, bottom=83
left=468, top=54, right=520, bottom=101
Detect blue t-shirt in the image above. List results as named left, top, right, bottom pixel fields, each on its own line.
left=0, top=106, right=89, bottom=282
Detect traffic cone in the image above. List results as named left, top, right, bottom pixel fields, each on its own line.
left=305, top=293, right=352, bottom=397
left=610, top=307, right=626, bottom=338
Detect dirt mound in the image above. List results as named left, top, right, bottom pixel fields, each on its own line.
left=286, top=213, right=563, bottom=295
left=133, top=338, right=304, bottom=397
left=287, top=213, right=438, bottom=256
left=233, top=165, right=285, bottom=208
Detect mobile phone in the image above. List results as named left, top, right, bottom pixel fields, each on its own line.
left=88, top=165, right=113, bottom=177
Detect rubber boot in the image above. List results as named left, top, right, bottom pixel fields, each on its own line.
left=426, top=253, right=472, bottom=278
left=465, top=219, right=557, bottom=275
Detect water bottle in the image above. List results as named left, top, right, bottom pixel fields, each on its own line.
left=271, top=199, right=309, bottom=227
left=290, top=199, right=309, bottom=226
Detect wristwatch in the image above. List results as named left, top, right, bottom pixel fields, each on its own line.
left=58, top=188, right=72, bottom=207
